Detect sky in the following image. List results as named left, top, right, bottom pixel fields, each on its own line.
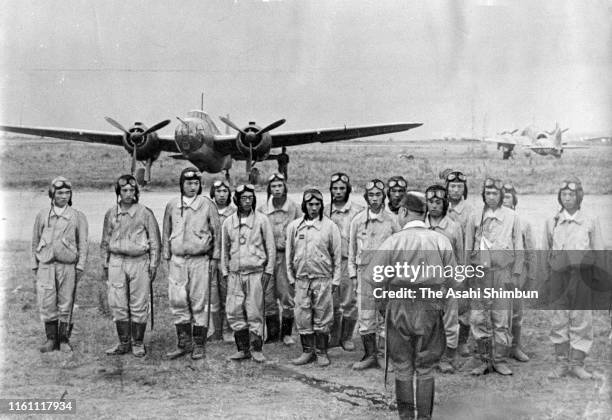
left=1, top=0, right=610, bottom=139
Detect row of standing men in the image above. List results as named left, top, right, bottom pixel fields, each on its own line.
left=32, top=169, right=603, bottom=419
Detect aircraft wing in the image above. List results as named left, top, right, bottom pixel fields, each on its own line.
left=0, top=125, right=180, bottom=153
left=212, top=122, right=423, bottom=155
left=483, top=135, right=532, bottom=147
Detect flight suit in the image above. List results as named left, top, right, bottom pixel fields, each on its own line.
left=32, top=206, right=88, bottom=348
left=214, top=203, right=237, bottom=339
left=465, top=205, right=523, bottom=374
left=368, top=220, right=456, bottom=419
left=447, top=198, right=474, bottom=351
left=328, top=199, right=364, bottom=348
left=258, top=197, right=300, bottom=341
left=163, top=196, right=221, bottom=329
left=425, top=214, right=464, bottom=370
left=543, top=209, right=603, bottom=369
left=349, top=209, right=398, bottom=335
left=222, top=210, right=275, bottom=338
left=101, top=204, right=161, bottom=324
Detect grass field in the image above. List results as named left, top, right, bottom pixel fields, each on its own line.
left=1, top=240, right=611, bottom=419
left=1, top=137, right=611, bottom=194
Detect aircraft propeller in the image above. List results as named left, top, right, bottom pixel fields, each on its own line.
left=219, top=116, right=286, bottom=176
left=105, top=117, right=171, bottom=175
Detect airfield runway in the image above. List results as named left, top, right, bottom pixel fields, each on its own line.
left=1, top=190, right=611, bottom=247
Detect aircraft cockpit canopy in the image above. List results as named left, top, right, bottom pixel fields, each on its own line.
left=186, top=110, right=220, bottom=134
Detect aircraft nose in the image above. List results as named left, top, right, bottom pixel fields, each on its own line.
left=175, top=121, right=202, bottom=153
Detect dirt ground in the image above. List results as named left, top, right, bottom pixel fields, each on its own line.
left=1, top=241, right=611, bottom=419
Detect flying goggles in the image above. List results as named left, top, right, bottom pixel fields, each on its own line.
left=213, top=180, right=230, bottom=189
left=303, top=190, right=324, bottom=202
left=236, top=184, right=256, bottom=193
left=426, top=189, right=447, bottom=200
left=268, top=173, right=286, bottom=182
left=330, top=174, right=349, bottom=183
left=365, top=180, right=385, bottom=191
left=118, top=178, right=137, bottom=187
left=560, top=181, right=579, bottom=191
left=484, top=178, right=504, bottom=189
left=53, top=180, right=72, bottom=190
left=387, top=178, right=407, bottom=188
left=446, top=172, right=467, bottom=182
left=183, top=170, right=201, bottom=180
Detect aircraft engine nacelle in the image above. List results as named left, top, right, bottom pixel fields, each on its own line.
left=122, top=122, right=162, bottom=161
left=235, top=122, right=272, bottom=161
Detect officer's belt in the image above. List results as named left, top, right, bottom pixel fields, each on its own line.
left=171, top=254, right=208, bottom=264
left=109, top=253, right=149, bottom=261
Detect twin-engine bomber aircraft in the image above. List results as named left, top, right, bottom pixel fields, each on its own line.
left=0, top=110, right=422, bottom=184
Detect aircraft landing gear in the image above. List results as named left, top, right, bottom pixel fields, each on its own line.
left=224, top=169, right=231, bottom=184
left=249, top=167, right=260, bottom=185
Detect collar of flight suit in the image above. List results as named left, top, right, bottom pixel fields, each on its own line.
left=217, top=203, right=236, bottom=216
left=116, top=203, right=138, bottom=217
left=51, top=205, right=75, bottom=220
left=558, top=209, right=584, bottom=225
left=401, top=219, right=427, bottom=230
left=449, top=199, right=468, bottom=214
left=331, top=199, right=355, bottom=214
left=482, top=206, right=506, bottom=223
left=365, top=208, right=386, bottom=222
left=297, top=217, right=323, bottom=231
left=424, top=213, right=450, bottom=230
left=262, top=196, right=290, bottom=215
left=178, top=195, right=204, bottom=211
left=232, top=211, right=256, bottom=229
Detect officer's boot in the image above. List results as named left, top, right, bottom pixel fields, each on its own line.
left=281, top=317, right=296, bottom=346
left=228, top=329, right=251, bottom=360
left=40, top=321, right=60, bottom=353
left=457, top=323, right=471, bottom=357
left=352, top=333, right=378, bottom=370
left=492, top=341, right=512, bottom=376
left=131, top=322, right=147, bottom=357
left=291, top=333, right=316, bottom=365
left=438, top=346, right=457, bottom=374
left=328, top=313, right=343, bottom=348
left=470, top=339, right=491, bottom=375
left=415, top=376, right=435, bottom=420
left=191, top=325, right=207, bottom=360
left=568, top=348, right=593, bottom=380
left=250, top=332, right=266, bottom=363
left=315, top=331, right=330, bottom=367
left=210, top=311, right=223, bottom=341
left=105, top=321, right=132, bottom=355
left=395, top=379, right=416, bottom=420
left=510, top=323, right=529, bottom=362
left=340, top=317, right=357, bottom=351
left=58, top=321, right=74, bottom=352
left=548, top=342, right=570, bottom=379
left=264, top=315, right=280, bottom=343
left=165, top=323, right=193, bottom=359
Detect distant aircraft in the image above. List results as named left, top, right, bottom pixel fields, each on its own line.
left=0, top=110, right=422, bottom=184
left=483, top=123, right=588, bottom=159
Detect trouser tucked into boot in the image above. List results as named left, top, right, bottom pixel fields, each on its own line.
left=228, top=329, right=251, bottom=361
left=340, top=317, right=357, bottom=351
left=457, top=322, right=471, bottom=357
left=352, top=333, right=378, bottom=370
left=265, top=315, right=280, bottom=343
left=131, top=322, right=147, bottom=357
left=438, top=346, right=456, bottom=373
left=166, top=323, right=192, bottom=359
left=192, top=325, right=207, bottom=360
left=40, top=321, right=60, bottom=353
left=492, top=342, right=512, bottom=375
left=106, top=320, right=131, bottom=355
left=292, top=333, right=316, bottom=365
left=251, top=332, right=266, bottom=363
left=395, top=379, right=415, bottom=420
left=470, top=338, right=492, bottom=375
left=281, top=317, right=295, bottom=345
left=568, top=347, right=592, bottom=380
left=548, top=342, right=570, bottom=379
left=329, top=313, right=343, bottom=348
left=315, top=331, right=330, bottom=366
left=415, top=377, right=435, bottom=420
left=510, top=323, right=529, bottom=362
left=58, top=321, right=73, bottom=352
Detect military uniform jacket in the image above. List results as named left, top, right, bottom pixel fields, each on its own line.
left=425, top=214, right=464, bottom=264
left=32, top=206, right=89, bottom=271
left=257, top=197, right=300, bottom=251
left=465, top=205, right=523, bottom=274
left=348, top=208, right=399, bottom=278
left=101, top=203, right=161, bottom=268
left=163, top=196, right=222, bottom=260
left=221, top=210, right=276, bottom=276
left=286, top=217, right=342, bottom=285
left=217, top=203, right=237, bottom=227
left=328, top=199, right=364, bottom=258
